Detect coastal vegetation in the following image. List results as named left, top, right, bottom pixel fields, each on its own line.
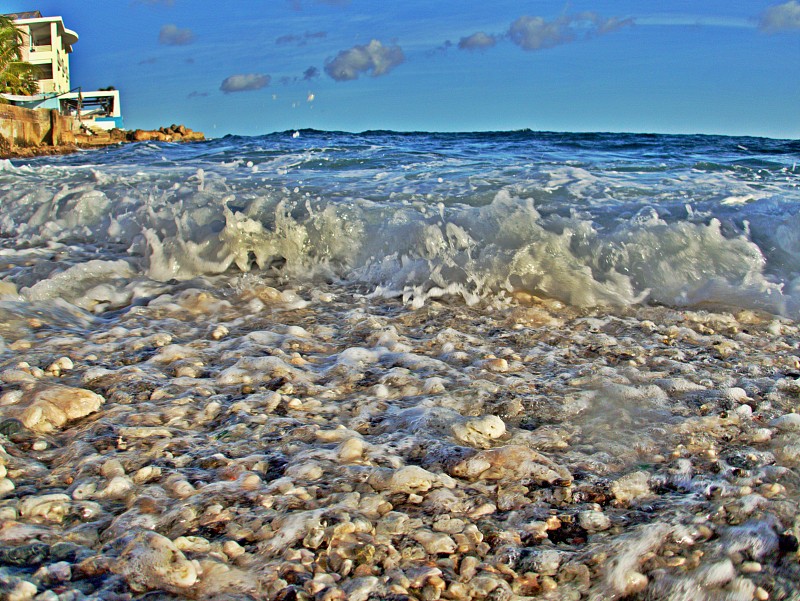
left=0, top=15, right=38, bottom=98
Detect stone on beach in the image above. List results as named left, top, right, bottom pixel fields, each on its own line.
left=18, top=494, right=72, bottom=523
left=112, top=531, right=198, bottom=593
left=337, top=436, right=365, bottom=462
left=579, top=509, right=612, bottom=532
left=369, top=465, right=447, bottom=494
left=447, top=444, right=572, bottom=484
left=1, top=385, right=104, bottom=434
left=611, top=471, right=652, bottom=504
left=451, top=415, right=506, bottom=448
left=770, top=413, right=800, bottom=432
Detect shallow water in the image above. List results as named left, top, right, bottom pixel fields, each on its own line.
left=0, top=131, right=799, bottom=600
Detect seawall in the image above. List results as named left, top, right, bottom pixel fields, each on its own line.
left=0, top=104, right=76, bottom=153
left=0, top=104, right=204, bottom=158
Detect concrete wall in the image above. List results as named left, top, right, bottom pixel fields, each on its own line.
left=0, top=103, right=77, bottom=149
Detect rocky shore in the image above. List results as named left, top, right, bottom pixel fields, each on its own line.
left=0, top=124, right=205, bottom=159
left=0, top=279, right=798, bottom=600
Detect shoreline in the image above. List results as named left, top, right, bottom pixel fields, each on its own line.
left=0, top=124, right=205, bottom=160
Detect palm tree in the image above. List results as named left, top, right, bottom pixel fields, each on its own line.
left=0, top=15, right=38, bottom=97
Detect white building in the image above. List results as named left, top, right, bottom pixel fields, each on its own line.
left=2, top=11, right=124, bottom=130
left=10, top=10, right=77, bottom=95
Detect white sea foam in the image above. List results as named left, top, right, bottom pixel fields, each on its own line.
left=1, top=132, right=798, bottom=317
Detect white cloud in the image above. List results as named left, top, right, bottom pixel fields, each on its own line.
left=158, top=24, right=194, bottom=45
left=759, top=0, right=800, bottom=31
left=220, top=73, right=271, bottom=93
left=458, top=32, right=498, bottom=51
left=324, top=40, right=405, bottom=81
left=508, top=12, right=632, bottom=51
left=510, top=16, right=568, bottom=50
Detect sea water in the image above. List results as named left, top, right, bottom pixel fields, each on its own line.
left=2, top=130, right=799, bottom=314
left=0, top=131, right=799, bottom=599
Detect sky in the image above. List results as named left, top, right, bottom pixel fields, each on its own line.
left=5, top=0, right=800, bottom=138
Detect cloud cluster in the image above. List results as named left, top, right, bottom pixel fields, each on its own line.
left=324, top=39, right=405, bottom=81
left=458, top=32, right=498, bottom=51
left=303, top=66, right=320, bottom=80
left=759, top=0, right=800, bottom=31
left=158, top=24, right=194, bottom=45
left=507, top=12, right=632, bottom=51
left=220, top=73, right=271, bottom=93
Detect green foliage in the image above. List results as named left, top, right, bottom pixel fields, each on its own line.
left=0, top=15, right=39, bottom=98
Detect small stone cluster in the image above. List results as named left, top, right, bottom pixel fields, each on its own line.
left=0, top=280, right=798, bottom=600
left=127, top=124, right=205, bottom=143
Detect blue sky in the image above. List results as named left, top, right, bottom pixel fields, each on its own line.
left=6, top=0, right=800, bottom=138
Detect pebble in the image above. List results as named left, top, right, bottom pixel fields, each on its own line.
left=771, top=413, right=800, bottom=431
left=337, top=437, right=365, bottom=462
left=525, top=548, right=562, bottom=575
left=449, top=444, right=572, bottom=484
left=740, top=561, right=762, bottom=574
left=451, top=415, right=506, bottom=447
left=622, top=571, right=648, bottom=595
left=113, top=531, right=198, bottom=592
left=579, top=509, right=612, bottom=532
left=751, top=428, right=773, bottom=443
left=412, top=530, right=457, bottom=554
left=611, top=471, right=651, bottom=504
left=3, top=385, right=104, bottom=433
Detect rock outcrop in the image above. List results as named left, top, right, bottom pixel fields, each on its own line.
left=127, top=124, right=205, bottom=143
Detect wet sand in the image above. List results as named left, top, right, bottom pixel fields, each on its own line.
left=1, top=277, right=799, bottom=600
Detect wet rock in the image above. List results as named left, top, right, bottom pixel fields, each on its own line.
left=342, top=576, right=379, bottom=601
left=448, top=444, right=572, bottom=485
left=451, top=415, right=506, bottom=448
left=18, top=494, right=71, bottom=523
left=112, top=530, right=198, bottom=593
left=191, top=558, right=260, bottom=598
left=0, top=419, right=25, bottom=438
left=0, top=577, right=37, bottom=601
left=0, top=542, right=49, bottom=566
left=520, top=548, right=562, bottom=575
left=578, top=509, right=611, bottom=532
left=2, top=385, right=104, bottom=434
left=412, top=529, right=457, bottom=554
left=369, top=466, right=444, bottom=494
left=771, top=413, right=800, bottom=432
left=337, top=437, right=365, bottom=463
left=611, top=471, right=651, bottom=504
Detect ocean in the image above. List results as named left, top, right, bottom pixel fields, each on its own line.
left=0, top=130, right=799, bottom=599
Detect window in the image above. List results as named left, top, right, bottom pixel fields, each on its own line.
left=35, top=64, right=54, bottom=80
